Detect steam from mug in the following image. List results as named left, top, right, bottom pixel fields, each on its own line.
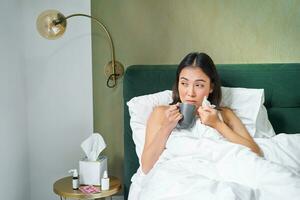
left=177, top=103, right=196, bottom=129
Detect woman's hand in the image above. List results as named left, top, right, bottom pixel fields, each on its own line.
left=162, top=103, right=182, bottom=132
left=197, top=105, right=221, bottom=128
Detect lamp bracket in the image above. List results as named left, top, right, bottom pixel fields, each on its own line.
left=104, top=61, right=124, bottom=80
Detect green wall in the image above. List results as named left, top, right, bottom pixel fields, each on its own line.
left=91, top=0, right=300, bottom=182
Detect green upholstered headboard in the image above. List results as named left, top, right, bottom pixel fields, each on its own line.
left=123, top=63, right=300, bottom=199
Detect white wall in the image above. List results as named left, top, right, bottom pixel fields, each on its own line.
left=0, top=1, right=92, bottom=200
left=0, top=0, right=29, bottom=200
left=23, top=1, right=93, bottom=200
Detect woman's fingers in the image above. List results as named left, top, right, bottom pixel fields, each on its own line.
left=201, top=105, right=214, bottom=112
left=165, top=105, right=182, bottom=123
left=170, top=110, right=182, bottom=121
left=174, top=112, right=183, bottom=121
left=170, top=104, right=179, bottom=111
left=198, top=106, right=208, bottom=115
left=165, top=105, right=178, bottom=115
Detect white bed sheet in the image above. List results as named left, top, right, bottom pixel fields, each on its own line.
left=128, top=121, right=300, bottom=200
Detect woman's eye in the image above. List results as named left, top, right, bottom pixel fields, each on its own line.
left=180, top=82, right=188, bottom=86
left=195, top=84, right=204, bottom=88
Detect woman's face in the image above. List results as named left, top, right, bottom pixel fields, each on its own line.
left=178, top=66, right=213, bottom=108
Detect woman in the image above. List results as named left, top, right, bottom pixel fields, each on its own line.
left=141, top=52, right=262, bottom=174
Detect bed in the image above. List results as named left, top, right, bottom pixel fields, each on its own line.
left=123, top=63, right=300, bottom=200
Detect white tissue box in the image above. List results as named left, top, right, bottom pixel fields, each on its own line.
left=79, top=156, right=107, bottom=186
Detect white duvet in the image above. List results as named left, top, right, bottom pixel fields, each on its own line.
left=128, top=120, right=300, bottom=200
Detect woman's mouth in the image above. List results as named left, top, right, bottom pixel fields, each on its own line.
left=185, top=100, right=197, bottom=104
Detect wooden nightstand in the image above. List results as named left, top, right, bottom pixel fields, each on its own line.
left=53, top=176, right=121, bottom=200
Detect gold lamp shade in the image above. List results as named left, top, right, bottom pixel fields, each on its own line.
left=36, top=10, right=67, bottom=40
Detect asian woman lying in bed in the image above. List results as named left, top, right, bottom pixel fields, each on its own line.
left=126, top=52, right=300, bottom=200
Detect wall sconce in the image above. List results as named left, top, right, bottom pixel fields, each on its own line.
left=36, top=10, right=124, bottom=88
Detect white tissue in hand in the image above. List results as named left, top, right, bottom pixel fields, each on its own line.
left=81, top=133, right=106, bottom=161
left=202, top=96, right=216, bottom=108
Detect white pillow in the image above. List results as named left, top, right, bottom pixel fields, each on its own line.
left=256, top=104, right=276, bottom=138
left=127, top=90, right=173, bottom=159
left=220, top=87, right=275, bottom=138
left=127, top=88, right=275, bottom=160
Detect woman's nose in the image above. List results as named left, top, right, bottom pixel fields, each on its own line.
left=187, top=85, right=195, bottom=97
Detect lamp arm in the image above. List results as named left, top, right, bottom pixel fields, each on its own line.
left=63, top=14, right=117, bottom=87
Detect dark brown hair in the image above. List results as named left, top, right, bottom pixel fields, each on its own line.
left=171, top=52, right=222, bottom=107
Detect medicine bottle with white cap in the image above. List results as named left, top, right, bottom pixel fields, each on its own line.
left=101, top=170, right=110, bottom=190
left=68, top=169, right=79, bottom=190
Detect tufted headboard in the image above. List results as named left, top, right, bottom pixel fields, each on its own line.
left=123, top=63, right=300, bottom=199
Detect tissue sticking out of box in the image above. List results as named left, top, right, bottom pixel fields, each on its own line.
left=81, top=133, right=106, bottom=161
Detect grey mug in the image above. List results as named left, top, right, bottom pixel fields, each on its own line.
left=176, top=103, right=196, bottom=129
